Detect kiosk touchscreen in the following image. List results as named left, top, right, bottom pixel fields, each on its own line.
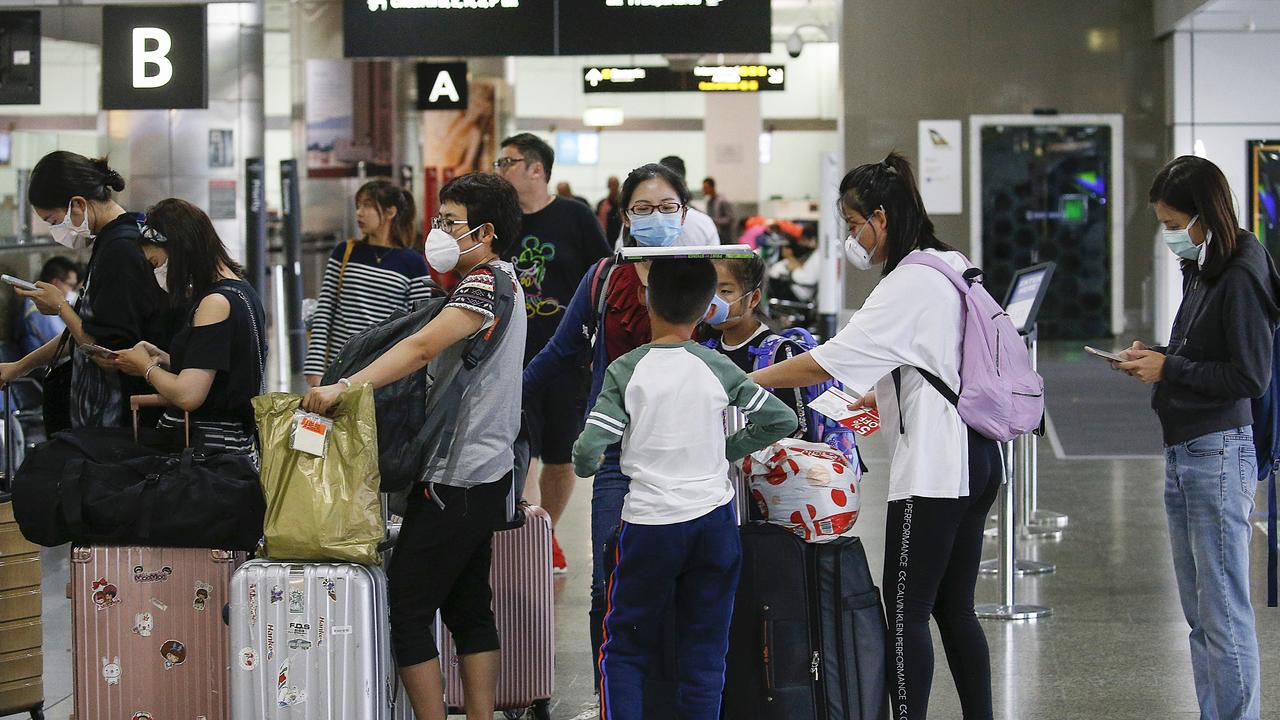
left=1003, top=262, right=1056, bottom=335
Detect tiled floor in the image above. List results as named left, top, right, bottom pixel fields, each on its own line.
left=28, top=347, right=1280, bottom=719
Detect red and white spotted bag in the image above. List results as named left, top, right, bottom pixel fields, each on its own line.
left=738, top=438, right=861, bottom=543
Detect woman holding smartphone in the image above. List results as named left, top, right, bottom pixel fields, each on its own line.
left=0, top=151, right=173, bottom=430
left=1117, top=155, right=1278, bottom=720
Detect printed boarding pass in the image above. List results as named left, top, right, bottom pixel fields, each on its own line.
left=807, top=386, right=881, bottom=436
left=290, top=411, right=333, bottom=457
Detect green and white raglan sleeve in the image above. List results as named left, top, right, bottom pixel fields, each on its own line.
left=571, top=352, right=637, bottom=478
left=695, top=346, right=798, bottom=460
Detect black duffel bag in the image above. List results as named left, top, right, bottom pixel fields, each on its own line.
left=11, top=428, right=265, bottom=550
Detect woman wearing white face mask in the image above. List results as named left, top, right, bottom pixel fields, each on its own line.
left=303, top=174, right=526, bottom=720
left=750, top=152, right=1000, bottom=720
left=1115, top=156, right=1277, bottom=720
left=0, top=151, right=174, bottom=431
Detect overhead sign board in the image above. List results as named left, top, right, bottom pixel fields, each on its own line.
left=345, top=0, right=554, bottom=57
left=560, top=0, right=771, bottom=55
left=416, top=62, right=468, bottom=110
left=344, top=0, right=770, bottom=57
left=583, top=65, right=785, bottom=94
left=102, top=5, right=207, bottom=110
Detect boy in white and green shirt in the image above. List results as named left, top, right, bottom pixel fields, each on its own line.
left=573, top=258, right=795, bottom=720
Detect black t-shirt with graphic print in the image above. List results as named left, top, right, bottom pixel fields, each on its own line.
left=509, top=197, right=610, bottom=365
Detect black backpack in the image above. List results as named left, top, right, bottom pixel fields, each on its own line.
left=322, top=263, right=518, bottom=494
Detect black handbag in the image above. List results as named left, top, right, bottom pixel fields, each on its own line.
left=40, top=358, right=72, bottom=436
left=11, top=427, right=264, bottom=550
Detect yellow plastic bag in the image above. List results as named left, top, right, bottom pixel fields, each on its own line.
left=252, top=384, right=383, bottom=565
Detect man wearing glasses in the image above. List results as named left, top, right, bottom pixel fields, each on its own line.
left=495, top=132, right=611, bottom=574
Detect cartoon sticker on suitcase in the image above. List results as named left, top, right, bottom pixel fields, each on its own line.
left=248, top=584, right=259, bottom=626
left=321, top=576, right=337, bottom=602
left=131, top=713, right=153, bottom=720
left=92, top=578, right=120, bottom=610
left=102, top=656, right=121, bottom=685
left=193, top=581, right=213, bottom=611
left=160, top=640, right=187, bottom=670
left=277, top=658, right=306, bottom=708
left=132, top=564, right=173, bottom=583
left=239, top=647, right=258, bottom=671
left=131, top=611, right=154, bottom=637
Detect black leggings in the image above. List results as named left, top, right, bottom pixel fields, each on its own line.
left=884, top=429, right=1001, bottom=720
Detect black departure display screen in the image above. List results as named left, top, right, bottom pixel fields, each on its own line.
left=343, top=0, right=556, bottom=57
left=344, top=0, right=772, bottom=57
left=560, top=0, right=771, bottom=55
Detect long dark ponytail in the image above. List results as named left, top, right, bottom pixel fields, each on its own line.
left=356, top=180, right=417, bottom=249
left=839, top=151, right=953, bottom=275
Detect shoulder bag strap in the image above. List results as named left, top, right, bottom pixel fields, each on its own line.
left=46, top=236, right=106, bottom=377
left=323, top=240, right=357, bottom=368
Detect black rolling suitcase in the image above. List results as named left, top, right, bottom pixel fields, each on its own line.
left=723, top=522, right=888, bottom=720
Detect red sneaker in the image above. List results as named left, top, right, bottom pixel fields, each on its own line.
left=552, top=533, right=568, bottom=575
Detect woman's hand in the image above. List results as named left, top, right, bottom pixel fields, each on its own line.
left=112, top=343, right=157, bottom=377
left=1117, top=350, right=1165, bottom=384
left=302, top=383, right=345, bottom=415
left=0, top=362, right=23, bottom=389
left=15, top=282, right=68, bottom=316
left=136, top=341, right=170, bottom=367
left=848, top=391, right=877, bottom=412
left=1116, top=340, right=1148, bottom=363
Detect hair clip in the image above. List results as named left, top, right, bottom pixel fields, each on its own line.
left=140, top=224, right=168, bottom=243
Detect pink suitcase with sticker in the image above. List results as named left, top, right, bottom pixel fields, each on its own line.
left=438, top=504, right=554, bottom=719
left=68, top=545, right=241, bottom=720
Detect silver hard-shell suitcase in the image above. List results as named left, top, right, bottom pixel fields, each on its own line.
left=228, top=560, right=410, bottom=719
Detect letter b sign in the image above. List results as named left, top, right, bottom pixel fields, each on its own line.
left=103, top=5, right=207, bottom=110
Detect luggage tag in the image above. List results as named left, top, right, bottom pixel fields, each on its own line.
left=807, top=387, right=880, bottom=437
left=290, top=411, right=333, bottom=457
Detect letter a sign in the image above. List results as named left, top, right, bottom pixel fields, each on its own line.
left=103, top=5, right=207, bottom=110
left=416, top=62, right=469, bottom=111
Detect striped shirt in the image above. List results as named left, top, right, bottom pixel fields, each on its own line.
left=303, top=241, right=436, bottom=377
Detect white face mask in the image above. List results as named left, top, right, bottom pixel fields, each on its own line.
left=843, top=207, right=884, bottom=271
left=50, top=199, right=92, bottom=250
left=153, top=262, right=168, bottom=291
left=425, top=225, right=484, bottom=274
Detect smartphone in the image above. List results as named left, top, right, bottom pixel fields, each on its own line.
left=81, top=344, right=119, bottom=360
left=1, top=274, right=37, bottom=292
left=1084, top=346, right=1127, bottom=363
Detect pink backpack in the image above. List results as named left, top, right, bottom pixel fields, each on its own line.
left=898, top=251, right=1045, bottom=442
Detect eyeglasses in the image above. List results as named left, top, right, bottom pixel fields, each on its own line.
left=140, top=224, right=168, bottom=243
left=492, top=157, right=525, bottom=171
left=431, top=216, right=470, bottom=232
left=627, top=201, right=685, bottom=217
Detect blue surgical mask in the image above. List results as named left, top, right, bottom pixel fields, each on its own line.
left=1162, top=215, right=1201, bottom=261
left=705, top=293, right=731, bottom=325
left=629, top=213, right=682, bottom=247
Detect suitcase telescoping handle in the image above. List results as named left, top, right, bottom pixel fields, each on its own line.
left=131, top=393, right=190, bottom=448
left=1, top=384, right=12, bottom=498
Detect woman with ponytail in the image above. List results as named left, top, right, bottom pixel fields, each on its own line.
left=303, top=179, right=437, bottom=386
left=0, top=150, right=176, bottom=431
left=752, top=151, right=999, bottom=720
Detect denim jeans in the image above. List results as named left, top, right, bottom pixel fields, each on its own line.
left=590, top=444, right=630, bottom=691
left=1165, top=427, right=1261, bottom=720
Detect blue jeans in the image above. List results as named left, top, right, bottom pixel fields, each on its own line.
left=1165, top=428, right=1261, bottom=720
left=599, top=502, right=741, bottom=720
left=590, top=445, right=630, bottom=689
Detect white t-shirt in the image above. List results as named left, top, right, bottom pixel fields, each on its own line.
left=808, top=249, right=970, bottom=501
left=680, top=207, right=720, bottom=245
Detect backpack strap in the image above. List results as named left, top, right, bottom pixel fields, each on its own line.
left=426, top=262, right=516, bottom=464
left=584, top=256, right=619, bottom=349
left=891, top=367, right=959, bottom=436
left=1268, top=462, right=1277, bottom=607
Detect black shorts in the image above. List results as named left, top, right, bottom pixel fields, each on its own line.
left=386, top=473, right=512, bottom=667
left=526, top=368, right=587, bottom=465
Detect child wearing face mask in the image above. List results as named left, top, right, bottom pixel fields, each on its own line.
left=703, top=255, right=808, bottom=439
left=0, top=151, right=175, bottom=432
